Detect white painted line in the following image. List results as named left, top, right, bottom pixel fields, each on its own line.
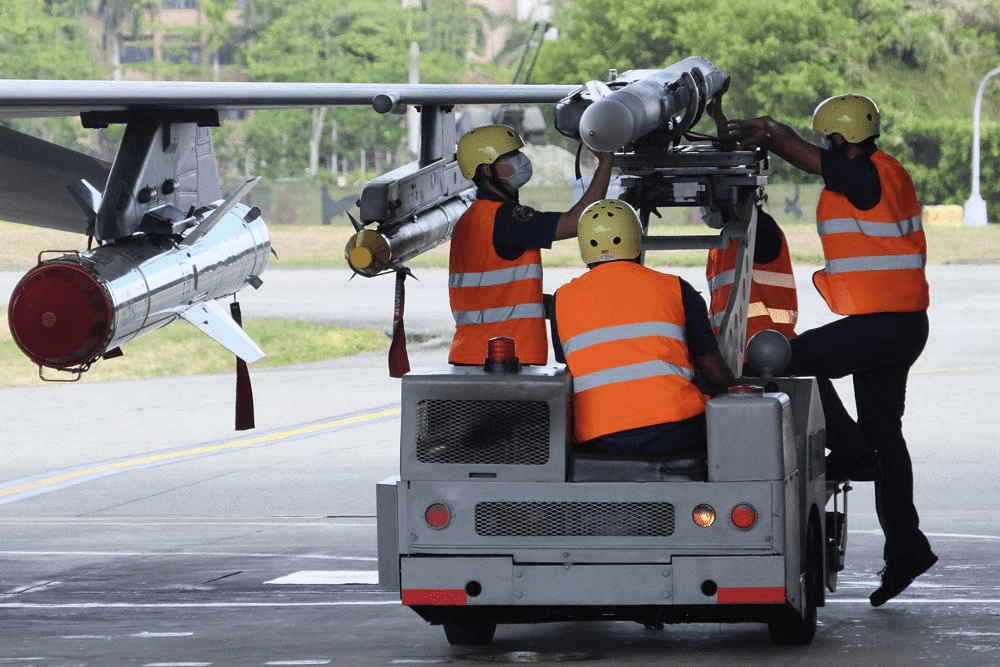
left=59, top=632, right=196, bottom=639
left=265, top=662, right=332, bottom=665
left=0, top=600, right=399, bottom=609
left=0, top=551, right=376, bottom=561
left=264, top=570, right=379, bottom=585
left=144, top=663, right=212, bottom=667
left=851, top=529, right=1000, bottom=541
left=826, top=598, right=1000, bottom=604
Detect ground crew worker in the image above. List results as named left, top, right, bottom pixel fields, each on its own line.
left=551, top=199, right=735, bottom=456
left=729, top=93, right=937, bottom=608
left=702, top=77, right=797, bottom=349
left=449, top=125, right=614, bottom=365
left=705, top=207, right=798, bottom=345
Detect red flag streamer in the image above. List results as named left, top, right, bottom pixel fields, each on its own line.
left=230, top=301, right=256, bottom=430
left=388, top=269, right=411, bottom=378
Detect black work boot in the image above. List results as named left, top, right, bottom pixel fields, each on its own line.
left=869, top=551, right=938, bottom=607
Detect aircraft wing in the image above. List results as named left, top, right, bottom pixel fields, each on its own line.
left=0, top=80, right=578, bottom=118
left=0, top=125, right=112, bottom=234
left=0, top=80, right=577, bottom=236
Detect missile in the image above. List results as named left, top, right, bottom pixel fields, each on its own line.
left=7, top=194, right=270, bottom=374
left=345, top=190, right=475, bottom=277
left=555, top=56, right=728, bottom=152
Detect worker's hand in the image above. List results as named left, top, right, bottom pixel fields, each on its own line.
left=594, top=150, right=614, bottom=166
left=708, top=77, right=731, bottom=136
left=727, top=116, right=774, bottom=147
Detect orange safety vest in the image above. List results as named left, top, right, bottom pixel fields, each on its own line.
left=814, top=150, right=929, bottom=315
left=706, top=230, right=798, bottom=343
left=449, top=199, right=548, bottom=364
left=554, top=261, right=708, bottom=444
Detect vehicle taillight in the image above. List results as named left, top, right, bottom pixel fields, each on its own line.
left=424, top=502, right=451, bottom=529
left=692, top=504, right=716, bottom=528
left=730, top=503, right=758, bottom=530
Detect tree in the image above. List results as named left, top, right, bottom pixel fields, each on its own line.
left=536, top=0, right=855, bottom=128
left=0, top=0, right=99, bottom=80
left=0, top=0, right=102, bottom=151
left=244, top=0, right=416, bottom=177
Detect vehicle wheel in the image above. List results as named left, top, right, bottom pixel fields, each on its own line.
left=768, top=518, right=821, bottom=645
left=443, top=621, right=497, bottom=646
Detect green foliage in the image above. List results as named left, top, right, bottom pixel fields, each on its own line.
left=537, top=0, right=855, bottom=127
left=887, top=116, right=1000, bottom=209
left=0, top=0, right=100, bottom=79
left=246, top=0, right=413, bottom=83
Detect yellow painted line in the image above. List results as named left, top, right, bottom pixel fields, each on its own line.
left=0, top=406, right=400, bottom=500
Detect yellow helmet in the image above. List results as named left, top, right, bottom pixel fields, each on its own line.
left=456, top=124, right=525, bottom=179
left=578, top=199, right=642, bottom=265
left=812, top=94, right=880, bottom=144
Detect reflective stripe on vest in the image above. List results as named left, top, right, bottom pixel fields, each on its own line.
left=814, top=150, right=929, bottom=315
left=449, top=263, right=543, bottom=288
left=453, top=302, right=546, bottom=325
left=561, top=321, right=686, bottom=356
left=448, top=199, right=548, bottom=364
left=572, top=359, right=695, bottom=393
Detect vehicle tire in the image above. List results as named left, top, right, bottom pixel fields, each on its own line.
left=767, top=518, right=821, bottom=645
left=443, top=621, right=497, bottom=646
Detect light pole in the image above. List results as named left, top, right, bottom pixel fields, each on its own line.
left=964, top=66, right=1000, bottom=227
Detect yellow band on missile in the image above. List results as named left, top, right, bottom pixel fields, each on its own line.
left=350, top=246, right=373, bottom=269
left=344, top=228, right=391, bottom=277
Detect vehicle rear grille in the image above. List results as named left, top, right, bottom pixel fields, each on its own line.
left=475, top=501, right=675, bottom=537
left=415, top=399, right=550, bottom=465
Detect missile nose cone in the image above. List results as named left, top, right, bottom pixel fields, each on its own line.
left=579, top=98, right=634, bottom=152
left=7, top=261, right=114, bottom=369
left=345, top=229, right=391, bottom=277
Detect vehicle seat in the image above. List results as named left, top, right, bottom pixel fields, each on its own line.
left=570, top=450, right=707, bottom=482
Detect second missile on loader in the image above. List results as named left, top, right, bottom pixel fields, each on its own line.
left=555, top=56, right=728, bottom=152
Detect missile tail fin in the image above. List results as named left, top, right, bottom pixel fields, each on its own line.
left=179, top=299, right=265, bottom=364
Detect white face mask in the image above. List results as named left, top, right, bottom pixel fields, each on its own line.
left=503, top=152, right=533, bottom=189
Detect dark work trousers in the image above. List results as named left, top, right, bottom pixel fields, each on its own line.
left=787, top=310, right=933, bottom=565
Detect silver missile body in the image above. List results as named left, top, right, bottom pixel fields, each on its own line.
left=558, top=56, right=728, bottom=152
left=7, top=201, right=269, bottom=372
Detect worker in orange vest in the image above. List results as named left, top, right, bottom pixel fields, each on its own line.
left=702, top=78, right=797, bottom=352
left=729, top=94, right=936, bottom=608
left=705, top=206, right=798, bottom=346
left=551, top=199, right=734, bottom=456
left=449, top=125, right=614, bottom=365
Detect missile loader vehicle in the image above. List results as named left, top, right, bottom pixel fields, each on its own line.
left=377, top=109, right=851, bottom=645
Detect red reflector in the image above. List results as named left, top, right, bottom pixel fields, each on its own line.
left=401, top=588, right=467, bottom=606
left=717, top=586, right=786, bottom=604
left=730, top=503, right=758, bottom=530
left=7, top=261, right=113, bottom=369
left=424, top=502, right=451, bottom=529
